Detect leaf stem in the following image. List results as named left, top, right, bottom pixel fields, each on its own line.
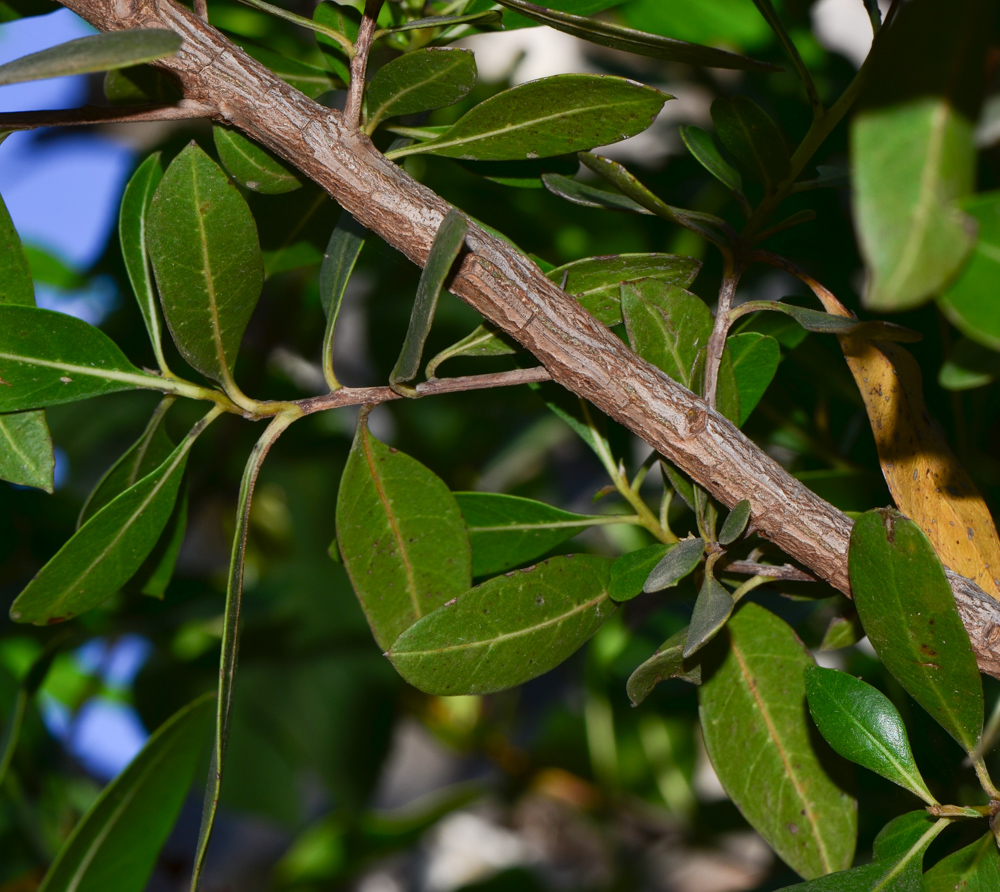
left=345, top=0, right=384, bottom=128
left=974, top=756, right=1000, bottom=801
left=703, top=257, right=744, bottom=409
left=190, top=408, right=301, bottom=892
left=231, top=0, right=356, bottom=56
left=751, top=0, right=822, bottom=116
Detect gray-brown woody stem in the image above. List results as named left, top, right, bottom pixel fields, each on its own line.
left=55, top=0, right=1000, bottom=678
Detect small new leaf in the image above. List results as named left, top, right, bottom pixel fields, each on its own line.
left=644, top=537, right=704, bottom=592
left=626, top=627, right=700, bottom=705
left=718, top=499, right=751, bottom=545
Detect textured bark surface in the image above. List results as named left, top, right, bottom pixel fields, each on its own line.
left=57, top=0, right=1000, bottom=677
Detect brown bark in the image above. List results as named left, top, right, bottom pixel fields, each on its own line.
left=56, top=0, right=1000, bottom=677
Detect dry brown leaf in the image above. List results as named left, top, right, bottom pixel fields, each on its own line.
left=788, top=267, right=1000, bottom=601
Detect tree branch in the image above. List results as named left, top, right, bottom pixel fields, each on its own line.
left=0, top=100, right=215, bottom=130
left=56, top=0, right=1000, bottom=678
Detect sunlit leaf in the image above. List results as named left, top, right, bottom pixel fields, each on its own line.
left=0, top=29, right=181, bottom=86
left=805, top=667, right=934, bottom=803
left=388, top=554, right=616, bottom=695
left=37, top=693, right=213, bottom=892
left=213, top=126, right=301, bottom=194
left=626, top=628, right=700, bottom=705
left=388, top=75, right=669, bottom=161
left=337, top=414, right=472, bottom=649
left=147, top=142, right=264, bottom=389
left=699, top=603, right=856, bottom=879
left=849, top=509, right=984, bottom=754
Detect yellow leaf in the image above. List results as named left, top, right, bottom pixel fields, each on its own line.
left=802, top=273, right=1000, bottom=601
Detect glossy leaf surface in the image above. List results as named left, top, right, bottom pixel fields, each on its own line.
left=643, top=537, right=704, bottom=592
left=0, top=29, right=181, bottom=85
left=609, top=543, right=668, bottom=602
left=805, top=667, right=934, bottom=803
left=627, top=628, right=700, bottom=705
left=390, top=75, right=669, bottom=161
left=852, top=0, right=986, bottom=311
left=700, top=603, right=856, bottom=879
left=456, top=492, right=606, bottom=576
left=728, top=331, right=779, bottom=425
left=680, top=124, right=742, bottom=194
left=8, top=417, right=205, bottom=625
left=366, top=48, right=477, bottom=130
left=337, top=415, right=471, bottom=650
left=922, top=832, right=1000, bottom=892
left=711, top=96, right=789, bottom=192
left=37, top=693, right=213, bottom=892
left=147, top=143, right=264, bottom=386
left=493, top=0, right=778, bottom=71
left=0, top=305, right=156, bottom=412
left=213, top=126, right=301, bottom=194
left=850, top=510, right=983, bottom=753
left=388, top=555, right=616, bottom=695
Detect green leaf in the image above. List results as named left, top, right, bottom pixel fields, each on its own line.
left=147, top=142, right=264, bottom=389
left=819, top=610, right=865, bottom=651
left=805, top=667, right=935, bottom=803
left=388, top=554, right=616, bottom=695
left=738, top=300, right=922, bottom=342
left=774, top=811, right=945, bottom=891
left=320, top=210, right=366, bottom=390
left=609, top=543, right=668, bottom=602
left=8, top=411, right=215, bottom=625
left=626, top=628, right=700, bottom=705
left=939, top=192, right=1000, bottom=349
left=549, top=253, right=701, bottom=326
left=387, top=75, right=669, bottom=161
left=683, top=566, right=734, bottom=658
left=37, top=693, right=213, bottom=892
left=241, top=42, right=342, bottom=96
left=620, top=0, right=774, bottom=50
left=378, top=10, right=502, bottom=34
left=313, top=0, right=360, bottom=54
left=213, top=126, right=301, bottom=194
left=849, top=509, right=984, bottom=754
left=425, top=323, right=518, bottom=378
left=336, top=414, right=472, bottom=650
left=923, top=832, right=1000, bottom=892
left=718, top=499, right=751, bottom=546
left=0, top=191, right=34, bottom=307
left=699, top=603, right=857, bottom=879
left=711, top=96, right=789, bottom=193
left=458, top=156, right=578, bottom=190
left=0, top=305, right=159, bottom=412
left=851, top=0, right=987, bottom=311
left=22, top=246, right=84, bottom=290
left=119, top=153, right=170, bottom=373
left=542, top=172, right=653, bottom=215
left=0, top=29, right=182, bottom=86
left=680, top=125, right=743, bottom=194
left=492, top=0, right=778, bottom=71
left=456, top=492, right=610, bottom=576
left=662, top=461, right=695, bottom=511
left=391, top=209, right=468, bottom=393
left=644, top=537, right=704, bottom=592
left=728, top=331, right=779, bottom=424
left=939, top=337, right=1000, bottom=391
left=365, top=48, right=477, bottom=132
left=103, top=64, right=180, bottom=105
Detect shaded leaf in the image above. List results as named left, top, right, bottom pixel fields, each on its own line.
left=627, top=628, right=700, bottom=705
left=852, top=0, right=987, bottom=311
left=728, top=331, right=779, bottom=425
left=939, top=337, right=1000, bottom=391
left=0, top=305, right=158, bottom=412
left=609, top=543, right=668, bottom=602
left=456, top=492, right=609, bottom=576
left=8, top=411, right=215, bottom=625
left=849, top=509, right=984, bottom=754
left=922, top=832, right=1000, bottom=892
left=819, top=610, right=864, bottom=651
left=543, top=173, right=652, bottom=214
left=644, top=537, right=703, bottom=592
left=391, top=209, right=468, bottom=393
left=388, top=75, right=669, bottom=161
left=213, top=126, right=301, bottom=194
left=718, top=499, right=751, bottom=546
left=680, top=124, right=743, bottom=194
left=493, top=0, right=778, bottom=71
left=740, top=300, right=921, bottom=342
left=699, top=603, right=857, bottom=879
left=366, top=48, right=477, bottom=131
left=336, top=414, right=472, bottom=650
left=147, top=142, right=264, bottom=388
left=425, top=323, right=518, bottom=377
left=662, top=461, right=695, bottom=511
left=320, top=210, right=366, bottom=390
left=379, top=10, right=502, bottom=34
left=683, top=568, right=734, bottom=657
left=805, top=667, right=934, bottom=803
left=241, top=42, right=342, bottom=96
left=103, top=64, right=180, bottom=104
left=37, top=693, right=213, bottom=892
left=711, top=96, right=789, bottom=192
left=0, top=29, right=181, bottom=86
left=388, top=554, right=616, bottom=695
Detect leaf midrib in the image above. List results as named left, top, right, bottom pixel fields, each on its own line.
left=370, top=54, right=467, bottom=126
left=0, top=350, right=158, bottom=388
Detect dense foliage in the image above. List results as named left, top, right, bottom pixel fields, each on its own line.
left=3, top=0, right=1000, bottom=889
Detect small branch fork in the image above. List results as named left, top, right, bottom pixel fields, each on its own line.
left=344, top=0, right=384, bottom=128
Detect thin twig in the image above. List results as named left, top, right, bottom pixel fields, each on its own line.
left=296, top=366, right=552, bottom=414
left=344, top=0, right=384, bottom=129
left=720, top=559, right=818, bottom=583
left=703, top=258, right=744, bottom=408
left=193, top=0, right=208, bottom=21
left=0, top=100, right=216, bottom=131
